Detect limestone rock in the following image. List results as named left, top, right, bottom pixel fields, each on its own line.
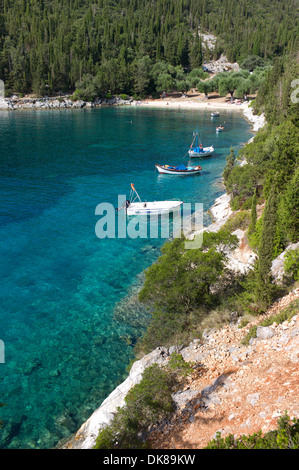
left=271, top=242, right=299, bottom=283
left=256, top=326, right=275, bottom=340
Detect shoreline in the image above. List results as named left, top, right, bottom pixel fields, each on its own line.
left=0, top=93, right=247, bottom=112
left=0, top=93, right=265, bottom=135
left=60, top=97, right=266, bottom=449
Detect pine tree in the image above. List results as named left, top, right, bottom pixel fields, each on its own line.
left=255, top=187, right=278, bottom=306
left=189, top=29, right=203, bottom=70
left=248, top=189, right=257, bottom=235
left=223, top=147, right=236, bottom=184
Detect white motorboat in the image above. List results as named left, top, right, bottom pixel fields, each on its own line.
left=117, top=184, right=183, bottom=215
left=211, top=112, right=220, bottom=117
left=155, top=163, right=202, bottom=175
left=127, top=200, right=183, bottom=215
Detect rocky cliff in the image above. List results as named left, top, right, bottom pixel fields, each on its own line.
left=148, top=289, right=299, bottom=448
left=62, top=287, right=298, bottom=449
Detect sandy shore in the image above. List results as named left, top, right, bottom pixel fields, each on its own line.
left=134, top=94, right=246, bottom=111
left=1, top=93, right=265, bottom=131
left=135, top=93, right=266, bottom=135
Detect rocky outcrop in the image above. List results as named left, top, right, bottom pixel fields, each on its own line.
left=203, top=54, right=240, bottom=73
left=225, top=229, right=257, bottom=274
left=189, top=193, right=257, bottom=274
left=0, top=96, right=132, bottom=110
left=242, top=102, right=266, bottom=132
left=0, top=98, right=14, bottom=110
left=271, top=242, right=299, bottom=283
left=148, top=288, right=299, bottom=449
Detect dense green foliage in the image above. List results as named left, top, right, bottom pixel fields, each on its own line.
left=137, top=230, right=241, bottom=353
left=221, top=54, right=299, bottom=314
left=136, top=52, right=298, bottom=348
left=205, top=413, right=299, bottom=449
left=284, top=249, right=299, bottom=282
left=0, top=0, right=297, bottom=96
left=226, top=57, right=299, bottom=228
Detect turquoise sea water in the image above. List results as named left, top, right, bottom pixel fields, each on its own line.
left=0, top=106, right=252, bottom=448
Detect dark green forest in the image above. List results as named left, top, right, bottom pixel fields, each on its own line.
left=0, top=0, right=298, bottom=96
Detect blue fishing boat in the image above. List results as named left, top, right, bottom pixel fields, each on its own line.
left=188, top=128, right=214, bottom=157
left=155, top=163, right=202, bottom=175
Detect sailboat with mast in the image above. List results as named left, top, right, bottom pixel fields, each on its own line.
left=188, top=127, right=214, bottom=157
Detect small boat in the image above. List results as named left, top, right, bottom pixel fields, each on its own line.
left=155, top=163, right=202, bottom=175
left=188, top=146, right=214, bottom=157
left=188, top=128, right=214, bottom=157
left=211, top=112, right=220, bottom=117
left=117, top=184, right=183, bottom=215
left=216, top=125, right=225, bottom=132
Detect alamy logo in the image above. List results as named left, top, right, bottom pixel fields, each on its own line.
left=290, top=79, right=299, bottom=104
left=95, top=197, right=204, bottom=249
left=0, top=340, right=4, bottom=364
left=0, top=79, right=4, bottom=99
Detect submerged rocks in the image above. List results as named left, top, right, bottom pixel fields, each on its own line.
left=24, top=357, right=42, bottom=375
left=61, top=346, right=171, bottom=449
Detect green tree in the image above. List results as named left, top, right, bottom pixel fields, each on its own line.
left=197, top=79, right=212, bottom=98
left=248, top=189, right=257, bottom=235
left=281, top=167, right=299, bottom=243
left=94, top=364, right=175, bottom=449
left=236, top=78, right=252, bottom=100
left=241, top=55, right=266, bottom=71
left=219, top=71, right=242, bottom=102
left=255, top=187, right=278, bottom=305
left=189, top=29, right=203, bottom=70
left=138, top=231, right=238, bottom=352
left=133, top=55, right=152, bottom=96
left=223, top=147, right=236, bottom=183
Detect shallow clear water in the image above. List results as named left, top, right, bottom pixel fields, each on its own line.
left=0, top=106, right=252, bottom=448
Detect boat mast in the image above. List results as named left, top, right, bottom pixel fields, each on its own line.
left=130, top=183, right=142, bottom=203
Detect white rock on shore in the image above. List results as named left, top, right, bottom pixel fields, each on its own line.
left=0, top=98, right=14, bottom=110
left=0, top=96, right=132, bottom=110
left=242, top=102, right=266, bottom=132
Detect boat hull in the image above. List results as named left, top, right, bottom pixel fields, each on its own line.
left=188, top=146, right=214, bottom=157
left=126, top=200, right=183, bottom=215
left=155, top=164, right=201, bottom=175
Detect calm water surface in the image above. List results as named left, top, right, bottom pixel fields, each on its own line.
left=0, top=106, right=252, bottom=448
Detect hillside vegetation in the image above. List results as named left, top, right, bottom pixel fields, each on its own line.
left=136, top=53, right=298, bottom=356
left=0, top=0, right=298, bottom=96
